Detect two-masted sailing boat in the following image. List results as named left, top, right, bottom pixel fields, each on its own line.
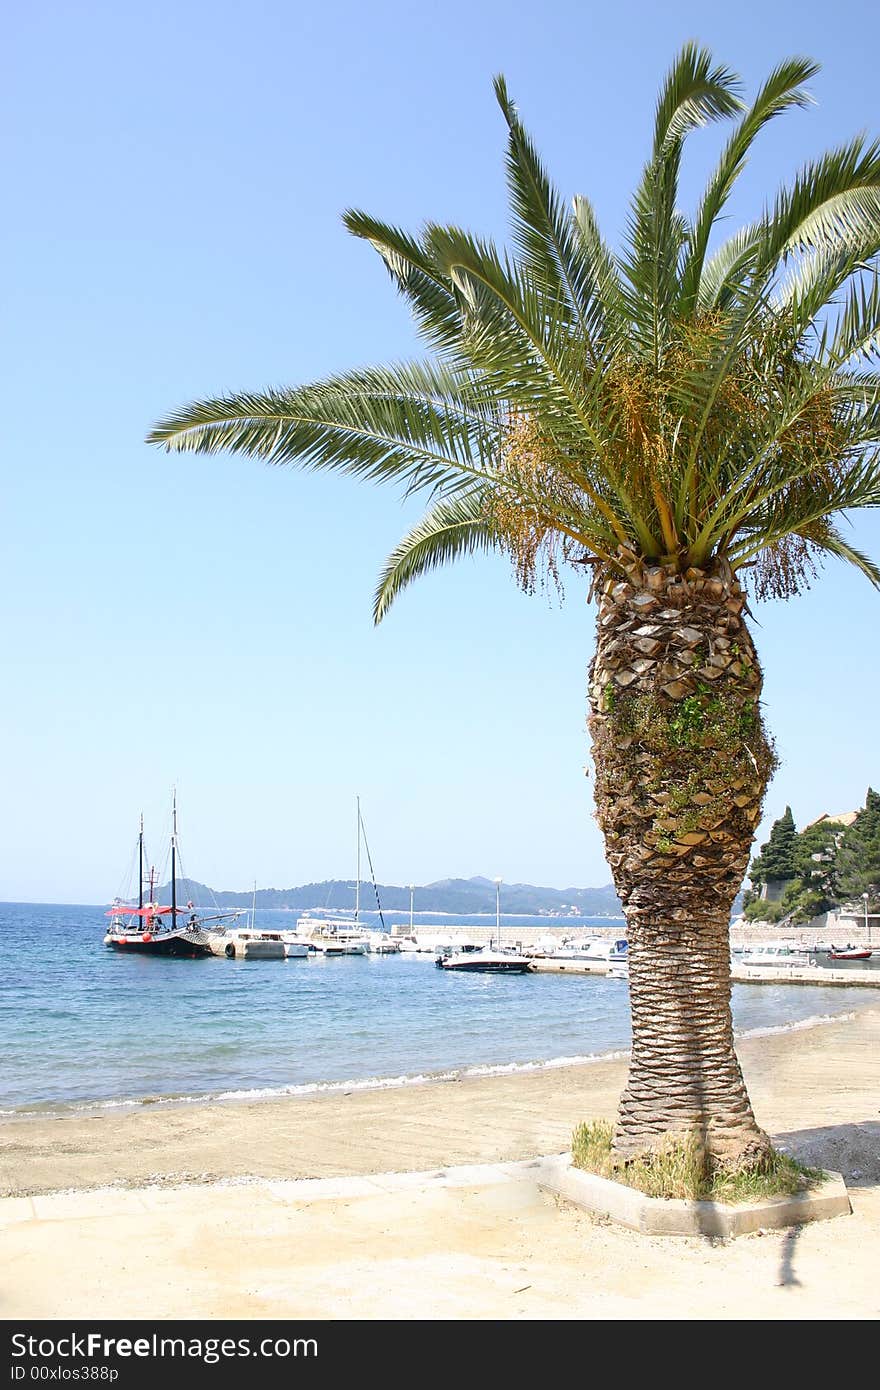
left=103, top=796, right=241, bottom=957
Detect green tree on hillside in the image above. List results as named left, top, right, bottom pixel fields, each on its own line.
left=793, top=819, right=845, bottom=897
left=749, top=806, right=798, bottom=888
left=836, top=788, right=880, bottom=906
left=150, top=48, right=880, bottom=1175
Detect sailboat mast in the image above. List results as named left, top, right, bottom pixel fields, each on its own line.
left=171, top=792, right=178, bottom=924
left=355, top=795, right=361, bottom=924
left=138, top=814, right=144, bottom=913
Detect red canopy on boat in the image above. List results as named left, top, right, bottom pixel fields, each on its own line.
left=104, top=905, right=189, bottom=917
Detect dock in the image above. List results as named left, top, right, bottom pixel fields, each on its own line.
left=529, top=958, right=879, bottom=985
left=730, top=964, right=879, bottom=987
left=528, top=958, right=614, bottom=976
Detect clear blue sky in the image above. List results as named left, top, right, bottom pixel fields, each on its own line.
left=3, top=0, right=878, bottom=904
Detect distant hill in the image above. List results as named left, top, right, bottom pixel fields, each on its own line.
left=154, top=875, right=624, bottom=917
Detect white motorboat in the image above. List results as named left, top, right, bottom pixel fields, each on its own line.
left=294, top=920, right=370, bottom=955
left=397, top=934, right=478, bottom=955
left=436, top=947, right=533, bottom=974
left=550, top=936, right=628, bottom=963
left=739, top=942, right=802, bottom=967
left=548, top=935, right=600, bottom=959
left=366, top=932, right=400, bottom=954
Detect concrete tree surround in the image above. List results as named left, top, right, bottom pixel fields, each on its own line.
left=537, top=1154, right=851, bottom=1238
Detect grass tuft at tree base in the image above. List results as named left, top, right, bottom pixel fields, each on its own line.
left=571, top=1119, right=823, bottom=1203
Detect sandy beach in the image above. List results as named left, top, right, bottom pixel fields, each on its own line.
left=3, top=1007, right=879, bottom=1319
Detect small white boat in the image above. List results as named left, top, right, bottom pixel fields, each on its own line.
left=546, top=936, right=601, bottom=960
left=397, top=934, right=468, bottom=954
left=221, top=930, right=287, bottom=960
left=436, top=948, right=533, bottom=974
left=739, top=942, right=801, bottom=967
left=295, top=923, right=370, bottom=955
left=366, top=932, right=400, bottom=954
left=238, top=886, right=310, bottom=958
left=550, top=936, right=628, bottom=963
left=278, top=934, right=310, bottom=958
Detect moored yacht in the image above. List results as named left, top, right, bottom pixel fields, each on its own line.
left=291, top=798, right=384, bottom=956
left=294, top=918, right=370, bottom=955
left=366, top=931, right=400, bottom=954
left=549, top=936, right=628, bottom=963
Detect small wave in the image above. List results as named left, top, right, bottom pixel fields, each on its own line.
left=735, top=1010, right=855, bottom=1040
left=461, top=1050, right=630, bottom=1078
left=0, top=1048, right=633, bottom=1118
left=205, top=1049, right=632, bottom=1102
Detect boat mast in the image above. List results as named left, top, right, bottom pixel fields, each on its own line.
left=171, top=791, right=178, bottom=925
left=355, top=795, right=361, bottom=925
left=138, top=814, right=144, bottom=914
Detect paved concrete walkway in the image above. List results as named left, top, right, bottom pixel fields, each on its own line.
left=2, top=1158, right=878, bottom=1320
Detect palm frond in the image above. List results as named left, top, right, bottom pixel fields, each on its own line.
left=493, top=75, right=606, bottom=356
left=696, top=224, right=762, bottom=310
left=651, top=42, right=743, bottom=157
left=426, top=224, right=598, bottom=429
left=730, top=454, right=880, bottom=568
left=828, top=269, right=880, bottom=366
left=758, top=138, right=880, bottom=273
left=623, top=45, right=743, bottom=367
left=571, top=195, right=627, bottom=348
left=148, top=362, right=501, bottom=498
left=680, top=57, right=817, bottom=315
left=372, top=490, right=498, bottom=623
left=810, top=523, right=880, bottom=588
left=342, top=210, right=462, bottom=355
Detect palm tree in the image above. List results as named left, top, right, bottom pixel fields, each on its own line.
left=149, top=46, right=880, bottom=1174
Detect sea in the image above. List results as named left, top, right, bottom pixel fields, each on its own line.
left=1, top=901, right=874, bottom=1118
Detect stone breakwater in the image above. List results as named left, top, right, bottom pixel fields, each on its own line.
left=393, top=923, right=624, bottom=947
left=397, top=920, right=863, bottom=949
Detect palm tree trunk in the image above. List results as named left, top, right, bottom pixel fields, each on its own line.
left=588, top=559, right=775, bottom=1171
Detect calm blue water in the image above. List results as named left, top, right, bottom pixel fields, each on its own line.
left=1, top=902, right=871, bottom=1114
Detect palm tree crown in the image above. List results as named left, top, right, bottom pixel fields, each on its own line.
left=150, top=44, right=880, bottom=620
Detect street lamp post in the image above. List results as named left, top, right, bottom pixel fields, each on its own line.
left=494, top=877, right=502, bottom=950
left=409, top=884, right=415, bottom=936
left=864, top=892, right=870, bottom=946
